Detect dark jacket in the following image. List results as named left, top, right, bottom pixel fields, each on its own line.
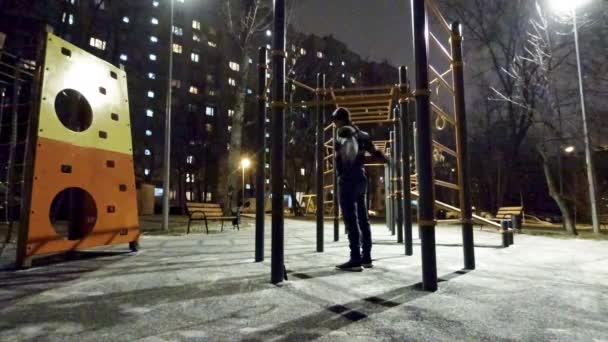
left=335, top=125, right=388, bottom=182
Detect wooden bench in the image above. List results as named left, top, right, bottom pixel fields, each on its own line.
left=490, top=206, right=523, bottom=225
left=186, top=202, right=240, bottom=234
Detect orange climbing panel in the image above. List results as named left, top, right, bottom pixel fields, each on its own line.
left=17, top=33, right=139, bottom=267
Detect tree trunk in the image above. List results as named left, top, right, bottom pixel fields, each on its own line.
left=539, top=148, right=577, bottom=235
left=218, top=53, right=252, bottom=214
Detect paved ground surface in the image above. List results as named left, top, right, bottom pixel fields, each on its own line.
left=1, top=218, right=607, bottom=341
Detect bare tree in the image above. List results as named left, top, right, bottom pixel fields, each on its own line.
left=490, top=3, right=585, bottom=234
left=216, top=0, right=273, bottom=212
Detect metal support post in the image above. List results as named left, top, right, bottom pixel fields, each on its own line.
left=333, top=123, right=340, bottom=241
left=270, top=0, right=286, bottom=284
left=451, top=22, right=475, bottom=270
left=315, top=74, right=324, bottom=252
left=412, top=0, right=438, bottom=291
left=394, top=109, right=404, bottom=244
left=399, top=66, right=413, bottom=256
left=255, top=47, right=267, bottom=262
left=388, top=141, right=395, bottom=235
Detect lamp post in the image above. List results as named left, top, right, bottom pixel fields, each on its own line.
left=241, top=158, right=251, bottom=203
left=162, top=0, right=175, bottom=231
left=550, top=0, right=600, bottom=233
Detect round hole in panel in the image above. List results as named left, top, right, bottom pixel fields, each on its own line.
left=49, top=187, right=97, bottom=240
left=54, top=89, right=93, bottom=132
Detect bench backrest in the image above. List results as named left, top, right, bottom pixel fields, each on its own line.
left=186, top=202, right=224, bottom=217
left=496, top=206, right=523, bottom=219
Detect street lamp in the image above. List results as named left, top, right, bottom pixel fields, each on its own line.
left=550, top=0, right=600, bottom=233
left=162, top=0, right=175, bottom=231
left=241, top=158, right=251, bottom=202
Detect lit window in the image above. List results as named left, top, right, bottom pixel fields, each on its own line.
left=189, top=86, right=199, bottom=94
left=187, top=156, right=194, bottom=164
left=144, top=169, right=150, bottom=175
left=120, top=54, right=128, bottom=61
left=300, top=168, right=305, bottom=176
left=265, top=148, right=269, bottom=153
left=246, top=184, right=251, bottom=190
left=192, top=20, right=201, bottom=30
left=228, top=109, right=235, bottom=117
left=329, top=61, right=334, bottom=66
left=249, top=58, right=253, bottom=64
left=186, top=174, right=195, bottom=183
left=266, top=179, right=270, bottom=184
left=191, top=53, right=199, bottom=62
left=149, top=54, right=157, bottom=61
left=146, top=109, right=154, bottom=117
left=265, top=133, right=270, bottom=138
left=350, top=76, right=356, bottom=84
left=62, top=12, right=75, bottom=25
left=265, top=163, right=270, bottom=169
left=266, top=44, right=271, bottom=50
left=148, top=72, right=156, bottom=79
left=193, top=33, right=201, bottom=42
left=300, top=48, right=306, bottom=55
left=266, top=29, right=272, bottom=37
left=171, top=80, right=181, bottom=88
left=152, top=1, right=159, bottom=7
left=122, top=16, right=129, bottom=23
left=247, top=89, right=253, bottom=95
left=89, top=37, right=106, bottom=50
left=341, top=73, right=346, bottom=78
left=341, top=61, right=346, bottom=66
left=145, top=130, right=152, bottom=136
left=227, top=126, right=232, bottom=132
left=205, top=106, right=215, bottom=116
left=144, top=149, right=152, bottom=156
left=150, top=36, right=158, bottom=43
left=229, top=62, right=240, bottom=72
left=172, top=26, right=183, bottom=36
left=228, top=78, right=236, bottom=87
left=208, top=89, right=216, bottom=96
left=173, top=43, right=182, bottom=54
left=208, top=41, right=217, bottom=48
left=317, top=51, right=324, bottom=58
left=147, top=91, right=154, bottom=98
left=206, top=74, right=214, bottom=82
left=151, top=17, right=159, bottom=25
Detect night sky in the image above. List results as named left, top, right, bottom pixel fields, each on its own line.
left=292, top=0, right=414, bottom=68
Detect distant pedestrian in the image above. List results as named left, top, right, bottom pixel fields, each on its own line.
left=332, top=107, right=389, bottom=271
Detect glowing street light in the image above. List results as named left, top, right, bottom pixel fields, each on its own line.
left=241, top=158, right=251, bottom=202
left=550, top=0, right=590, bottom=12
left=550, top=0, right=600, bottom=233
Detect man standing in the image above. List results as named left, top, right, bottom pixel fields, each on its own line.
left=332, top=107, right=389, bottom=271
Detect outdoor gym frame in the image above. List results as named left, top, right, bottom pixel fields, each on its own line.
left=255, top=0, right=476, bottom=291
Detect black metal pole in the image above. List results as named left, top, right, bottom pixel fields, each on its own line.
left=389, top=134, right=396, bottom=235
left=399, top=66, right=413, bottom=256
left=384, top=165, right=390, bottom=230
left=394, top=108, right=404, bottom=244
left=451, top=22, right=475, bottom=270
left=316, top=74, right=324, bottom=252
left=333, top=121, right=340, bottom=242
left=271, top=0, right=286, bottom=284
left=255, top=47, right=267, bottom=262
left=412, top=0, right=438, bottom=292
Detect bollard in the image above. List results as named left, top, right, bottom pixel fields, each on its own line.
left=501, top=220, right=510, bottom=248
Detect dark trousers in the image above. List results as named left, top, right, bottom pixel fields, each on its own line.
left=338, top=177, right=372, bottom=262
